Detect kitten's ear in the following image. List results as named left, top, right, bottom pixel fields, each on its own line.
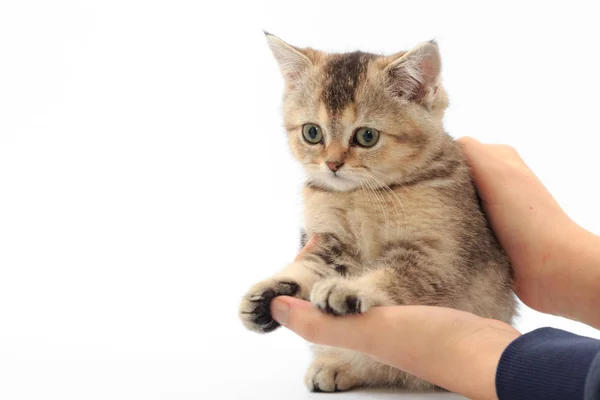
left=264, top=32, right=311, bottom=86
left=384, top=41, right=441, bottom=106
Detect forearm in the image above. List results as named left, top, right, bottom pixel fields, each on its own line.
left=365, top=309, right=516, bottom=400
left=545, top=227, right=600, bottom=329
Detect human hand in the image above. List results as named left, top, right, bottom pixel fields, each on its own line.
left=458, top=137, right=600, bottom=328
left=270, top=296, right=520, bottom=400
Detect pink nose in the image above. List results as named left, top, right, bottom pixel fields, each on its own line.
left=326, top=161, right=344, bottom=172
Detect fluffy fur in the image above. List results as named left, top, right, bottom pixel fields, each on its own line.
left=239, top=33, right=516, bottom=392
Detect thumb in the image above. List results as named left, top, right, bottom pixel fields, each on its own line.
left=271, top=296, right=464, bottom=359
left=270, top=296, right=372, bottom=352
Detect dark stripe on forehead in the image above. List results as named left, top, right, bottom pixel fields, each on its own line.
left=321, top=51, right=375, bottom=115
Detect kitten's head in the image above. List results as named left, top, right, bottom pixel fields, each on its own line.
left=266, top=33, right=449, bottom=191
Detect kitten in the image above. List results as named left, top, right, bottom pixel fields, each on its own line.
left=239, top=33, right=516, bottom=392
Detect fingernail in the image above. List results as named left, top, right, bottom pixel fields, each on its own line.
left=271, top=299, right=290, bottom=326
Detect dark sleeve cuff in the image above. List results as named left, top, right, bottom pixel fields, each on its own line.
left=586, top=352, right=600, bottom=400
left=496, top=327, right=600, bottom=400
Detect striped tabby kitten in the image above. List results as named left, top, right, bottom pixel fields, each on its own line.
left=239, top=33, right=516, bottom=392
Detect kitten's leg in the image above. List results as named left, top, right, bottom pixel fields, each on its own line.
left=239, top=233, right=360, bottom=333
left=311, top=239, right=459, bottom=316
left=305, top=346, right=439, bottom=392
left=304, top=350, right=361, bottom=392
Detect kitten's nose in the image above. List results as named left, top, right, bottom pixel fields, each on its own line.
left=326, top=161, right=344, bottom=172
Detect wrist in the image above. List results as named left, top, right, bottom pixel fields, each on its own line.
left=512, top=212, right=579, bottom=316
left=456, top=321, right=520, bottom=400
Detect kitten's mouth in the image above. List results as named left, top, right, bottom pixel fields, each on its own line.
left=330, top=171, right=351, bottom=181
left=308, top=168, right=362, bottom=191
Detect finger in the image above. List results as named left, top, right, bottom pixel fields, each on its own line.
left=457, top=136, right=494, bottom=176
left=456, top=138, right=532, bottom=208
left=456, top=137, right=500, bottom=203
left=457, top=137, right=527, bottom=168
left=270, top=296, right=370, bottom=351
left=486, top=144, right=520, bottom=161
left=485, top=145, right=532, bottom=171
left=271, top=296, right=453, bottom=358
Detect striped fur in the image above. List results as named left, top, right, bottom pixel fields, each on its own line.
left=239, top=35, right=516, bottom=392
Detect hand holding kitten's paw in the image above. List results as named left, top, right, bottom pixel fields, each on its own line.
left=239, top=278, right=300, bottom=333
left=310, top=278, right=377, bottom=316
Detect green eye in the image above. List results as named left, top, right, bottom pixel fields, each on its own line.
left=302, top=124, right=323, bottom=144
left=354, top=127, right=380, bottom=147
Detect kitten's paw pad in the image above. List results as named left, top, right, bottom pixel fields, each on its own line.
left=239, top=279, right=300, bottom=333
left=304, top=361, right=359, bottom=392
left=310, top=279, right=374, bottom=316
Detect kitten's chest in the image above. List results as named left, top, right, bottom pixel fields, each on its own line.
left=303, top=188, right=405, bottom=260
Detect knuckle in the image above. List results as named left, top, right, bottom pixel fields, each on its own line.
left=501, top=144, right=519, bottom=155
left=456, top=136, right=475, bottom=146
left=491, top=144, right=521, bottom=160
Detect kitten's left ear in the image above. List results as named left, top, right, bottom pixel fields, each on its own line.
left=384, top=41, right=441, bottom=106
left=264, top=32, right=312, bottom=86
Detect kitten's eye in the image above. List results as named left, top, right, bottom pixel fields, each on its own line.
left=302, top=124, right=323, bottom=144
left=354, top=127, right=380, bottom=147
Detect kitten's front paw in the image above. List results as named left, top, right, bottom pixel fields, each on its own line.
left=310, top=279, right=376, bottom=316
left=239, top=279, right=300, bottom=333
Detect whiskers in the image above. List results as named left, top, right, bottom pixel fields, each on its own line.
left=344, top=168, right=409, bottom=240
left=342, top=170, right=386, bottom=222
left=370, top=169, right=413, bottom=199
left=363, top=170, right=409, bottom=239
left=363, top=174, right=389, bottom=225
left=305, top=166, right=409, bottom=239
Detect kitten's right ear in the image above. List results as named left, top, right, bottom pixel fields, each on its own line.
left=264, top=32, right=311, bottom=86
left=384, top=41, right=442, bottom=107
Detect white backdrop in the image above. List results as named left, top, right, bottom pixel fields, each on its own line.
left=1, top=1, right=599, bottom=399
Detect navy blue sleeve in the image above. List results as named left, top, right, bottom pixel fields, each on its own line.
left=496, top=327, right=600, bottom=400
left=586, top=352, right=600, bottom=400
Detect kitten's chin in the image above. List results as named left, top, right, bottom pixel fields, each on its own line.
left=307, top=173, right=362, bottom=192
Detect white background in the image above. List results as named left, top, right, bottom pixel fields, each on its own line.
left=1, top=1, right=600, bottom=399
